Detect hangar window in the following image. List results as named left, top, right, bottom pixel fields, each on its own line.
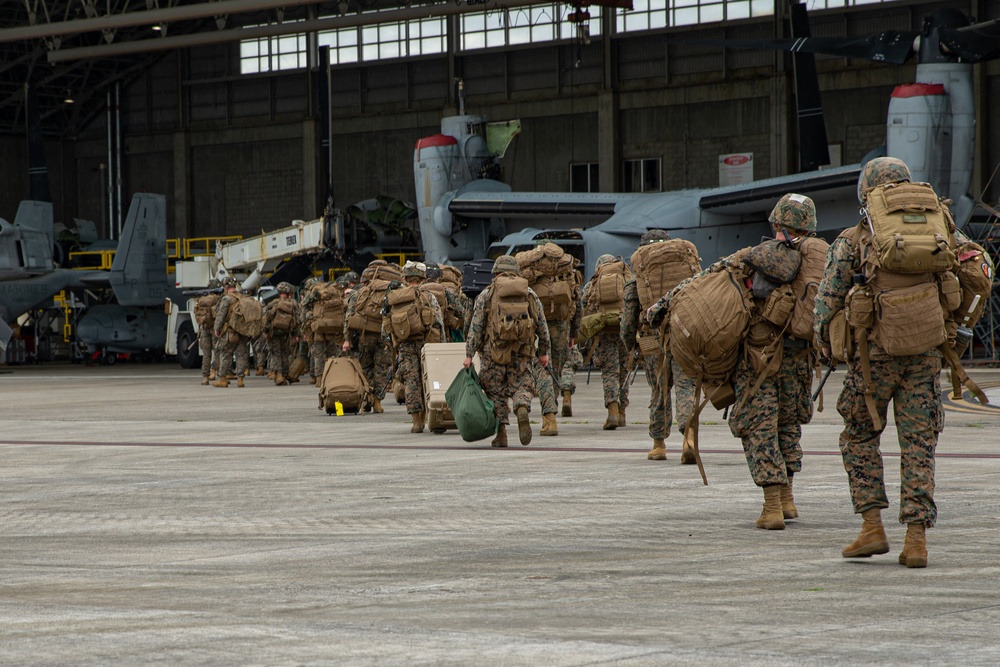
left=460, top=3, right=602, bottom=51
left=239, top=25, right=306, bottom=73
left=622, top=158, right=661, bottom=193
left=615, top=0, right=772, bottom=32
left=570, top=162, right=600, bottom=192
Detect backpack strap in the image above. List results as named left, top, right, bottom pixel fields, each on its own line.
left=939, top=343, right=989, bottom=405
left=856, top=329, right=884, bottom=432
left=683, top=376, right=710, bottom=486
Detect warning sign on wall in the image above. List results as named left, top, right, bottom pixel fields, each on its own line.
left=719, top=153, right=754, bottom=186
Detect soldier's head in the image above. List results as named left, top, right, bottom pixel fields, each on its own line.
left=343, top=271, right=359, bottom=287
left=402, top=261, right=426, bottom=285
left=769, top=193, right=817, bottom=237
left=277, top=281, right=294, bottom=296
left=424, top=261, right=443, bottom=281
left=639, top=229, right=670, bottom=246
left=857, top=157, right=911, bottom=203
left=595, top=254, right=616, bottom=268
left=491, top=255, right=520, bottom=276
left=223, top=277, right=238, bottom=292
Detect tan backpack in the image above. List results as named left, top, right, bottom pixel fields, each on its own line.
left=586, top=259, right=631, bottom=317
left=420, top=281, right=459, bottom=330
left=227, top=293, right=263, bottom=338
left=954, top=239, right=994, bottom=332
left=787, top=236, right=830, bottom=341
left=516, top=243, right=576, bottom=321
left=630, top=239, right=701, bottom=311
left=311, top=283, right=345, bottom=334
left=269, top=297, right=297, bottom=332
left=486, top=274, right=537, bottom=364
left=194, top=293, right=219, bottom=328
left=347, top=267, right=398, bottom=334
left=439, top=265, right=464, bottom=291
left=386, top=284, right=433, bottom=343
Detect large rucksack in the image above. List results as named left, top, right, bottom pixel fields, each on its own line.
left=386, top=284, right=434, bottom=343
left=194, top=293, right=219, bottom=329
left=347, top=264, right=400, bottom=334
left=787, top=236, right=829, bottom=341
left=228, top=293, right=263, bottom=338
left=585, top=258, right=631, bottom=318
left=269, top=298, right=297, bottom=332
left=630, top=239, right=701, bottom=311
left=318, top=356, right=371, bottom=414
left=486, top=274, right=537, bottom=364
left=516, top=243, right=576, bottom=321
left=311, top=283, right=345, bottom=334
left=420, top=281, right=458, bottom=331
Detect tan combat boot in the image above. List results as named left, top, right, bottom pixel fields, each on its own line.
left=410, top=412, right=424, bottom=433
left=200, top=376, right=210, bottom=386
left=842, top=508, right=890, bottom=558
left=209, top=369, right=217, bottom=381
left=268, top=371, right=276, bottom=380
left=756, top=485, right=785, bottom=530
left=680, top=431, right=697, bottom=465
left=561, top=390, right=573, bottom=417
left=898, top=523, right=928, bottom=568
left=540, top=413, right=558, bottom=436
left=516, top=407, right=532, bottom=445
left=275, top=374, right=288, bottom=386
left=243, top=368, right=250, bottom=376
left=603, top=402, right=620, bottom=430
left=647, top=438, right=667, bottom=461
left=373, top=398, right=384, bottom=414
left=236, top=376, right=245, bottom=388
left=619, top=409, right=626, bottom=427
left=491, top=423, right=508, bottom=448
left=212, top=377, right=229, bottom=388
left=255, top=366, right=266, bottom=376
left=780, top=478, right=798, bottom=519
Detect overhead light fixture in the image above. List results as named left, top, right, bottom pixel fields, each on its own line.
left=64, top=90, right=74, bottom=104
left=151, top=23, right=163, bottom=31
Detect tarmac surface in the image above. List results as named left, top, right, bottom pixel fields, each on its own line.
left=2, top=360, right=1000, bottom=666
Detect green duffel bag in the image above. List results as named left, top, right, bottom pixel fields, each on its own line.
left=577, top=311, right=621, bottom=342
left=445, top=366, right=498, bottom=443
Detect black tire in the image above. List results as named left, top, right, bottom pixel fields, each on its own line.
left=431, top=428, right=446, bottom=435
left=103, top=351, right=117, bottom=366
left=176, top=321, right=201, bottom=369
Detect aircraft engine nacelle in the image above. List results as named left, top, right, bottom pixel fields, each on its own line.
left=886, top=83, right=953, bottom=198
left=76, top=304, right=168, bottom=355
left=415, top=134, right=461, bottom=263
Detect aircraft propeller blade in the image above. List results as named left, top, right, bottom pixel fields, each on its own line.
left=938, top=19, right=1000, bottom=63
left=686, top=33, right=918, bottom=65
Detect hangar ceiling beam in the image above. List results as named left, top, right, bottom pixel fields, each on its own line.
left=47, top=0, right=549, bottom=62
left=0, top=0, right=321, bottom=44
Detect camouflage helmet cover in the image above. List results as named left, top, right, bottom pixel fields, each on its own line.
left=401, top=261, right=426, bottom=278
left=640, top=229, right=670, bottom=245
left=424, top=261, right=443, bottom=280
left=277, top=281, right=295, bottom=294
left=857, top=157, right=911, bottom=203
left=491, top=255, right=521, bottom=275
left=745, top=239, right=802, bottom=285
left=595, top=253, right=617, bottom=267
left=343, top=271, right=359, bottom=283
left=222, top=277, right=238, bottom=288
left=769, top=193, right=817, bottom=233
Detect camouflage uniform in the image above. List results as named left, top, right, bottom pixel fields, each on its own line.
left=301, top=280, right=343, bottom=380
left=343, top=274, right=394, bottom=403
left=252, top=333, right=268, bottom=375
left=816, top=158, right=940, bottom=566
left=465, top=256, right=551, bottom=447
left=560, top=344, right=583, bottom=392
left=582, top=258, right=629, bottom=420
left=299, top=281, right=318, bottom=380
left=263, top=283, right=299, bottom=383
left=213, top=286, right=251, bottom=385
left=196, top=291, right=220, bottom=382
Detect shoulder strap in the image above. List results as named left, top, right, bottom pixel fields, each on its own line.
left=940, top=343, right=989, bottom=405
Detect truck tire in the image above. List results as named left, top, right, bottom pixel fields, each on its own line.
left=176, top=321, right=200, bottom=369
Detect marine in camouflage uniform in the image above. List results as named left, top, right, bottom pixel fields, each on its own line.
left=212, top=279, right=250, bottom=387
left=298, top=278, right=319, bottom=382
left=464, top=255, right=551, bottom=447
left=424, top=262, right=467, bottom=342
left=252, top=333, right=268, bottom=376
left=582, top=254, right=630, bottom=430
left=300, top=277, right=344, bottom=384
left=559, top=284, right=585, bottom=417
left=560, top=344, right=583, bottom=393
left=196, top=281, right=220, bottom=385
left=619, top=230, right=698, bottom=463
left=384, top=262, right=445, bottom=433
left=263, top=282, right=300, bottom=385
left=815, top=157, right=940, bottom=568
left=343, top=264, right=395, bottom=413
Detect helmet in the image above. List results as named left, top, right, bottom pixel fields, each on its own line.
left=857, top=157, right=911, bottom=203
left=401, top=261, right=426, bottom=279
left=277, top=281, right=294, bottom=294
left=640, top=229, right=670, bottom=245
left=222, top=277, right=238, bottom=288
left=745, top=239, right=802, bottom=285
left=343, top=271, right=359, bottom=283
left=769, top=193, right=817, bottom=233
left=207, top=278, right=220, bottom=289
left=491, top=255, right=520, bottom=275
left=595, top=254, right=617, bottom=267
left=424, top=261, right=443, bottom=280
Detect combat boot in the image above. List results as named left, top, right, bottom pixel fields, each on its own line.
left=212, top=378, right=229, bottom=388
left=491, top=423, right=508, bottom=448
left=243, top=368, right=250, bottom=376
left=540, top=413, right=558, bottom=436
left=619, top=409, right=626, bottom=427
left=268, top=371, right=276, bottom=380
left=842, top=508, right=890, bottom=558
left=200, top=376, right=210, bottom=386
left=236, top=376, right=245, bottom=388
left=680, top=431, right=697, bottom=465
left=209, top=369, right=217, bottom=381
left=309, top=376, right=317, bottom=385
left=373, top=398, right=384, bottom=414
left=756, top=485, right=785, bottom=530
left=410, top=412, right=424, bottom=433
left=561, top=390, right=573, bottom=417
left=647, top=438, right=667, bottom=461
left=287, top=374, right=300, bottom=384
left=780, top=478, right=798, bottom=519
left=603, top=402, right=620, bottom=430
left=898, top=523, right=928, bottom=568
left=255, top=366, right=266, bottom=376
left=516, top=407, right=532, bottom=445
left=275, top=374, right=288, bottom=386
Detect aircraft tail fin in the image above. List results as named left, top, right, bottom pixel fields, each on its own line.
left=790, top=2, right=830, bottom=171
left=110, top=193, right=168, bottom=307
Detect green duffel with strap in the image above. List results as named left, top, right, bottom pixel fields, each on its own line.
left=445, top=366, right=498, bottom=443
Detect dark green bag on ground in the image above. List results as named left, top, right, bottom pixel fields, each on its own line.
left=445, top=366, right=498, bottom=442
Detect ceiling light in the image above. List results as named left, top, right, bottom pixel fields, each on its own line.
left=64, top=91, right=74, bottom=104
left=151, top=23, right=162, bottom=31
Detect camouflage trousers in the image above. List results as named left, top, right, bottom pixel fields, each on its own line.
left=396, top=339, right=425, bottom=415
left=268, top=333, right=295, bottom=376
left=198, top=328, right=216, bottom=377
left=644, top=353, right=697, bottom=440
left=836, top=354, right=943, bottom=526
left=252, top=335, right=268, bottom=371
left=217, top=331, right=250, bottom=379
left=546, top=319, right=572, bottom=392
left=593, top=332, right=630, bottom=409
left=480, top=353, right=535, bottom=425
left=561, top=345, right=584, bottom=394
left=354, top=331, right=394, bottom=400
left=531, top=359, right=559, bottom=415
left=728, top=349, right=813, bottom=487
left=310, top=332, right=342, bottom=379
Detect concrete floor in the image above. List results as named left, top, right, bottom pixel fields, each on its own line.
left=2, top=361, right=1000, bottom=666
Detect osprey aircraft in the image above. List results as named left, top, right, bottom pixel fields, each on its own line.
left=413, top=7, right=1000, bottom=280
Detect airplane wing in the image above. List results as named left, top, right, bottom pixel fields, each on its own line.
left=447, top=189, right=644, bottom=220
